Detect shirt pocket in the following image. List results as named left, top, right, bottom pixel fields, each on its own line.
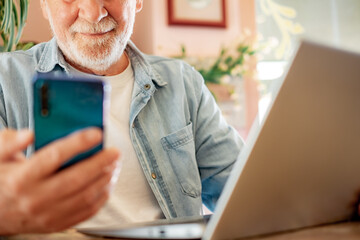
left=161, top=122, right=201, bottom=198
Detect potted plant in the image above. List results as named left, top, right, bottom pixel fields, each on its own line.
left=176, top=38, right=256, bottom=101
left=0, top=0, right=33, bottom=52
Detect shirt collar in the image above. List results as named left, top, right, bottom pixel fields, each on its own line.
left=35, top=37, right=168, bottom=88
left=35, top=38, right=70, bottom=74
left=126, top=41, right=168, bottom=88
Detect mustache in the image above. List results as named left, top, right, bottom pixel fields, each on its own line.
left=70, top=17, right=117, bottom=34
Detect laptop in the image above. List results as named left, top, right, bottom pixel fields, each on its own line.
left=77, top=39, right=360, bottom=240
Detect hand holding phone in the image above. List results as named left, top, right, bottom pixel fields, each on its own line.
left=0, top=128, right=119, bottom=234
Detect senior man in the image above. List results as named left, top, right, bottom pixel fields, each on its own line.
left=0, top=0, right=243, bottom=234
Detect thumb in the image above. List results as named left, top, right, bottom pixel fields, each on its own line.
left=0, top=129, right=33, bottom=161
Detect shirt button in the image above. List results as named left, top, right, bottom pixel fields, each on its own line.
left=144, top=84, right=151, bottom=90
left=151, top=173, right=157, bottom=179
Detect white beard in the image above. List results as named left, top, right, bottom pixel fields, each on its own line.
left=46, top=6, right=135, bottom=73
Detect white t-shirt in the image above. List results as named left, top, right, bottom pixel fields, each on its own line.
left=68, top=60, right=164, bottom=227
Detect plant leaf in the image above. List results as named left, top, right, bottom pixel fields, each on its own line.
left=15, top=0, right=29, bottom=44
left=19, top=0, right=28, bottom=31
left=20, top=0, right=29, bottom=25
left=17, top=41, right=34, bottom=50
left=5, top=12, right=15, bottom=51
left=0, top=1, right=4, bottom=28
left=2, top=0, right=13, bottom=32
left=1, top=32, right=6, bottom=43
left=12, top=2, right=18, bottom=27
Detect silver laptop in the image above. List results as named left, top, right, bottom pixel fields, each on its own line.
left=77, top=39, right=360, bottom=240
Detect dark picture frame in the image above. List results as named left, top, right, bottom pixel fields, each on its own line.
left=167, top=0, right=227, bottom=28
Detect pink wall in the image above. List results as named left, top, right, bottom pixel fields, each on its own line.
left=21, top=0, right=52, bottom=43
left=132, top=0, right=250, bottom=57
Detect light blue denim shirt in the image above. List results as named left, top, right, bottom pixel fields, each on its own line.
left=0, top=38, right=244, bottom=218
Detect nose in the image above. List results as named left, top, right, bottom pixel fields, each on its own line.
left=78, top=0, right=108, bottom=23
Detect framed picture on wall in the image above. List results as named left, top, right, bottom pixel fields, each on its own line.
left=167, top=0, right=227, bottom=28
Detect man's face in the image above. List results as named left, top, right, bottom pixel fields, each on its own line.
left=41, top=0, right=142, bottom=74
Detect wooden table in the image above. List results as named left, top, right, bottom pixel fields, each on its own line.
left=2, top=222, right=360, bottom=240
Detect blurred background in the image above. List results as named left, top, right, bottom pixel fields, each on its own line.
left=8, top=0, right=360, bottom=140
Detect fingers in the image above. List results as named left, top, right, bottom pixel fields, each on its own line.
left=40, top=147, right=119, bottom=202
left=27, top=128, right=103, bottom=179
left=17, top=148, right=119, bottom=233
left=8, top=152, right=27, bottom=163
left=53, top=191, right=109, bottom=232
left=0, top=129, right=33, bottom=161
left=29, top=173, right=112, bottom=233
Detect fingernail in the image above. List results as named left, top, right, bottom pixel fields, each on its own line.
left=106, top=183, right=114, bottom=193
left=104, top=162, right=116, bottom=173
left=84, top=128, right=102, bottom=141
left=109, top=147, right=120, bottom=160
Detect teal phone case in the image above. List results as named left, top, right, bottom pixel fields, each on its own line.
left=33, top=72, right=107, bottom=170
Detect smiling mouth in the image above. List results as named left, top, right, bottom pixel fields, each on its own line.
left=78, top=29, right=114, bottom=37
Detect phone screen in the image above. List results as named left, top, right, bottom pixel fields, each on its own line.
left=33, top=72, right=110, bottom=170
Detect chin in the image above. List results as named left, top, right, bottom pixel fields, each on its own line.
left=73, top=52, right=122, bottom=72
left=58, top=33, right=128, bottom=73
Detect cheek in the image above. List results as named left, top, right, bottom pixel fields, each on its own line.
left=47, top=3, right=77, bottom=32
left=106, top=1, right=133, bottom=23
left=107, top=8, right=123, bottom=23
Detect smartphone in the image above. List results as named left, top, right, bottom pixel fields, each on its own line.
left=33, top=72, right=110, bottom=170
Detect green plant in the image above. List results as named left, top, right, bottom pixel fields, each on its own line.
left=178, top=40, right=256, bottom=84
left=0, top=0, right=29, bottom=52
